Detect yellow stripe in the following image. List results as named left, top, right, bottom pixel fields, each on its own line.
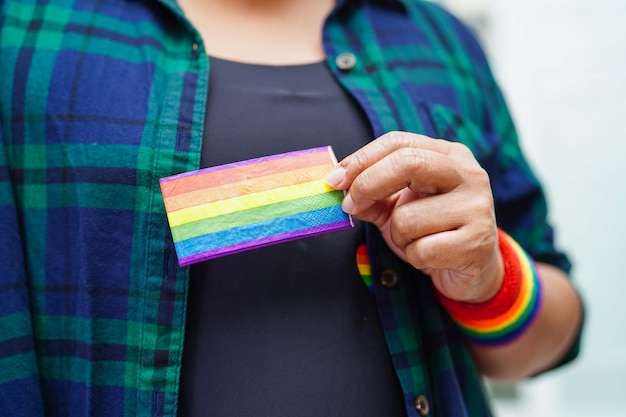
left=163, top=164, right=334, bottom=212
left=167, top=179, right=335, bottom=227
left=357, top=264, right=371, bottom=275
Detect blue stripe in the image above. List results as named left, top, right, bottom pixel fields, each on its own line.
left=12, top=167, right=137, bottom=185
left=174, top=206, right=348, bottom=258
left=44, top=339, right=127, bottom=362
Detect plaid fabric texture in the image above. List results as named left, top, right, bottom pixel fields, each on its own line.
left=0, top=0, right=575, bottom=416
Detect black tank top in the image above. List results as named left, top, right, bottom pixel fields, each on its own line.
left=177, top=57, right=406, bottom=417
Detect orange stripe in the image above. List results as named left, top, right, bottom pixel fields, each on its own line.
left=455, top=260, right=533, bottom=330
left=356, top=254, right=369, bottom=265
left=164, top=164, right=334, bottom=212
left=161, top=151, right=333, bottom=197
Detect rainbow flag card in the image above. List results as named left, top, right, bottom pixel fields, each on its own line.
left=160, top=146, right=353, bottom=266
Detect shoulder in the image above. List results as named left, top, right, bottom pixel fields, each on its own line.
left=403, top=1, right=488, bottom=60
left=393, top=0, right=493, bottom=88
left=399, top=0, right=472, bottom=31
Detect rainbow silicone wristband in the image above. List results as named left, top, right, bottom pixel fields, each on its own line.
left=436, top=229, right=543, bottom=346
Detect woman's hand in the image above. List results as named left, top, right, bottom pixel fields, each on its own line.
left=327, top=131, right=503, bottom=303
left=327, top=131, right=583, bottom=381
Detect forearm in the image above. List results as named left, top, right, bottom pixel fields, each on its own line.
left=469, top=262, right=583, bottom=381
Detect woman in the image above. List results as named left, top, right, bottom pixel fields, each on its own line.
left=0, top=0, right=583, bottom=416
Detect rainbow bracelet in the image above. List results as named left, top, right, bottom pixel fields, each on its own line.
left=436, top=229, right=543, bottom=346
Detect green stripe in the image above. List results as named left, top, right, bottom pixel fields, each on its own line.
left=38, top=356, right=124, bottom=386
left=33, top=316, right=136, bottom=345
left=361, top=274, right=373, bottom=287
left=11, top=144, right=140, bottom=169
left=0, top=313, right=35, bottom=343
left=19, top=183, right=138, bottom=210
left=0, top=353, right=39, bottom=384
left=171, top=191, right=344, bottom=241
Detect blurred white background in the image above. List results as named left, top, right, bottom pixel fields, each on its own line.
left=433, top=0, right=626, bottom=416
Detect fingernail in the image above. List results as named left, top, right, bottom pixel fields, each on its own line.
left=326, top=167, right=346, bottom=188
left=341, top=194, right=354, bottom=214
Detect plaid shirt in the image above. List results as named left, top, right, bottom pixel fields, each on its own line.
left=1, top=0, right=578, bottom=416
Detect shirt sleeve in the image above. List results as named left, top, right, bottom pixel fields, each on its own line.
left=427, top=5, right=571, bottom=272
left=477, top=63, right=585, bottom=371
left=427, top=3, right=583, bottom=371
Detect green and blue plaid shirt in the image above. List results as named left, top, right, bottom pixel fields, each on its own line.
left=1, top=0, right=579, bottom=415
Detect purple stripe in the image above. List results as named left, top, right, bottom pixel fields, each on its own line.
left=160, top=146, right=331, bottom=183
left=178, top=219, right=352, bottom=266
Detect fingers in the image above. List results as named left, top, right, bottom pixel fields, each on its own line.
left=404, top=225, right=496, bottom=276
left=388, top=192, right=468, bottom=249
left=338, top=147, right=465, bottom=215
left=326, top=132, right=475, bottom=216
left=327, top=131, right=455, bottom=190
left=406, top=226, right=503, bottom=303
left=394, top=180, right=494, bottom=244
left=404, top=229, right=466, bottom=271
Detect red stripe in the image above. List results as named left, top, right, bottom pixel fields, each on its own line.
left=161, top=150, right=332, bottom=197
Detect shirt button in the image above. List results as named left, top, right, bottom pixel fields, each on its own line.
left=380, top=269, right=398, bottom=288
left=335, top=52, right=357, bottom=71
left=414, top=395, right=430, bottom=416
left=191, top=42, right=199, bottom=58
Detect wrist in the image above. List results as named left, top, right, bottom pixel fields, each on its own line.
left=469, top=247, right=505, bottom=303
left=436, top=229, right=543, bottom=346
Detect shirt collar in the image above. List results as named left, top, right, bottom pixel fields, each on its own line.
left=339, top=0, right=407, bottom=13
left=346, top=0, right=405, bottom=8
